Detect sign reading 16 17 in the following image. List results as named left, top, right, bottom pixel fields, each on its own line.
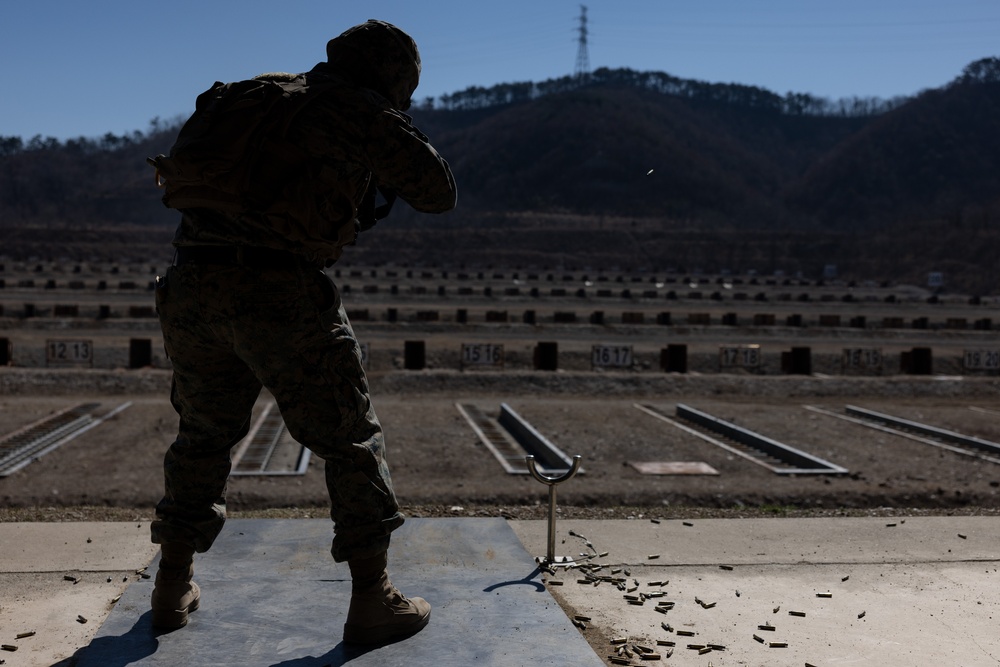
left=46, top=339, right=94, bottom=367
left=592, top=344, right=633, bottom=368
left=461, top=343, right=504, bottom=368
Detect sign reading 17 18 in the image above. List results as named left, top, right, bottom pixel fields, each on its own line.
left=719, top=345, right=761, bottom=369
left=46, top=339, right=94, bottom=367
left=592, top=344, right=633, bottom=369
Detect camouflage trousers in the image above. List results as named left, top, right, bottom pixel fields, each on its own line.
left=151, top=260, right=403, bottom=562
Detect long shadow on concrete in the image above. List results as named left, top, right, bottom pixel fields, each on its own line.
left=72, top=517, right=601, bottom=666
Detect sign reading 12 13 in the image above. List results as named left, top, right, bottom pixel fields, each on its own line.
left=46, top=339, right=94, bottom=367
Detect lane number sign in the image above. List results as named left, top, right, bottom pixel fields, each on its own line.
left=964, top=349, right=1000, bottom=371
left=592, top=344, right=634, bottom=368
left=719, top=345, right=761, bottom=369
left=46, top=339, right=94, bottom=367
left=842, top=348, right=883, bottom=372
left=461, top=343, right=504, bottom=368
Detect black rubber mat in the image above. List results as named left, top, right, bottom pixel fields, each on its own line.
left=73, top=517, right=603, bottom=666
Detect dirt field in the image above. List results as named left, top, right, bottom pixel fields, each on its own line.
left=3, top=369, right=1000, bottom=521
left=3, top=264, right=1000, bottom=520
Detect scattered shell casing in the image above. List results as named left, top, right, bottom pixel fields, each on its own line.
left=572, top=619, right=586, bottom=630
left=682, top=521, right=694, bottom=527
left=656, top=639, right=675, bottom=646
left=548, top=580, right=563, bottom=586
left=842, top=575, right=850, bottom=581
left=769, top=642, right=788, bottom=648
left=611, top=637, right=628, bottom=645
left=719, top=564, right=734, bottom=571
left=699, top=647, right=713, bottom=655
left=15, top=632, right=35, bottom=639
left=816, top=592, right=833, bottom=598
left=676, top=630, right=696, bottom=637
left=648, top=554, right=661, bottom=560
left=758, top=623, right=775, bottom=631
left=958, top=534, right=968, bottom=539
left=686, top=644, right=706, bottom=650
left=789, top=611, right=806, bottom=617
left=753, top=634, right=765, bottom=643
left=640, top=652, right=661, bottom=660
left=858, top=611, right=866, bottom=619
left=76, top=615, right=88, bottom=624
left=574, top=615, right=591, bottom=622
left=660, top=622, right=673, bottom=632
left=1, top=645, right=18, bottom=652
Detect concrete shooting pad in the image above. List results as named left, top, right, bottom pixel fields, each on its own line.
left=72, top=517, right=603, bottom=667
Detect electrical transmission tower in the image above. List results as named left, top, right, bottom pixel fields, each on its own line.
left=575, top=5, right=590, bottom=79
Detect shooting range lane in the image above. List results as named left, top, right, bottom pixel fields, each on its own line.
left=72, top=518, right=604, bottom=666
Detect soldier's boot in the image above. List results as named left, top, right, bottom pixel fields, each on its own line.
left=151, top=542, right=201, bottom=629
left=343, top=551, right=431, bottom=644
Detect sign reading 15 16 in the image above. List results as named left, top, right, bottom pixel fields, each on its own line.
left=461, top=343, right=504, bottom=367
left=46, top=339, right=94, bottom=366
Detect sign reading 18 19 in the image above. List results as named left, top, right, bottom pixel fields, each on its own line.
left=46, top=339, right=94, bottom=367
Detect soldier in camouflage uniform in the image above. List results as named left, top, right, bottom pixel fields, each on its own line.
left=150, top=20, right=456, bottom=644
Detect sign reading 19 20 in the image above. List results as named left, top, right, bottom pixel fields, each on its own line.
left=46, top=339, right=94, bottom=367
left=591, top=344, right=634, bottom=369
left=719, top=345, right=761, bottom=369
left=461, top=343, right=504, bottom=368
left=964, top=349, right=1000, bottom=371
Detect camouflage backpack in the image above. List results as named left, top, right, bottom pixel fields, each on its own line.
left=147, top=73, right=394, bottom=231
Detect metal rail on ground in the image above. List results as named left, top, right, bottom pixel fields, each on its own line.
left=635, top=403, right=848, bottom=475
left=456, top=402, right=583, bottom=475
left=0, top=402, right=132, bottom=477
left=230, top=402, right=311, bottom=476
left=805, top=404, right=1000, bottom=465
left=844, top=405, right=1000, bottom=457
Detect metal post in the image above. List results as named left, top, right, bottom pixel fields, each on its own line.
left=525, top=454, right=582, bottom=566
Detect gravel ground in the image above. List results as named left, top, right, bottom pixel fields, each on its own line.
left=3, top=368, right=1000, bottom=522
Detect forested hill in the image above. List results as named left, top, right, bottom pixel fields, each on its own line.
left=1, top=58, right=999, bottom=290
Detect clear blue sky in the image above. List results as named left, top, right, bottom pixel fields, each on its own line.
left=2, top=0, right=997, bottom=141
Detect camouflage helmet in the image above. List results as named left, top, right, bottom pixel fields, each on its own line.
left=325, top=20, right=421, bottom=110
